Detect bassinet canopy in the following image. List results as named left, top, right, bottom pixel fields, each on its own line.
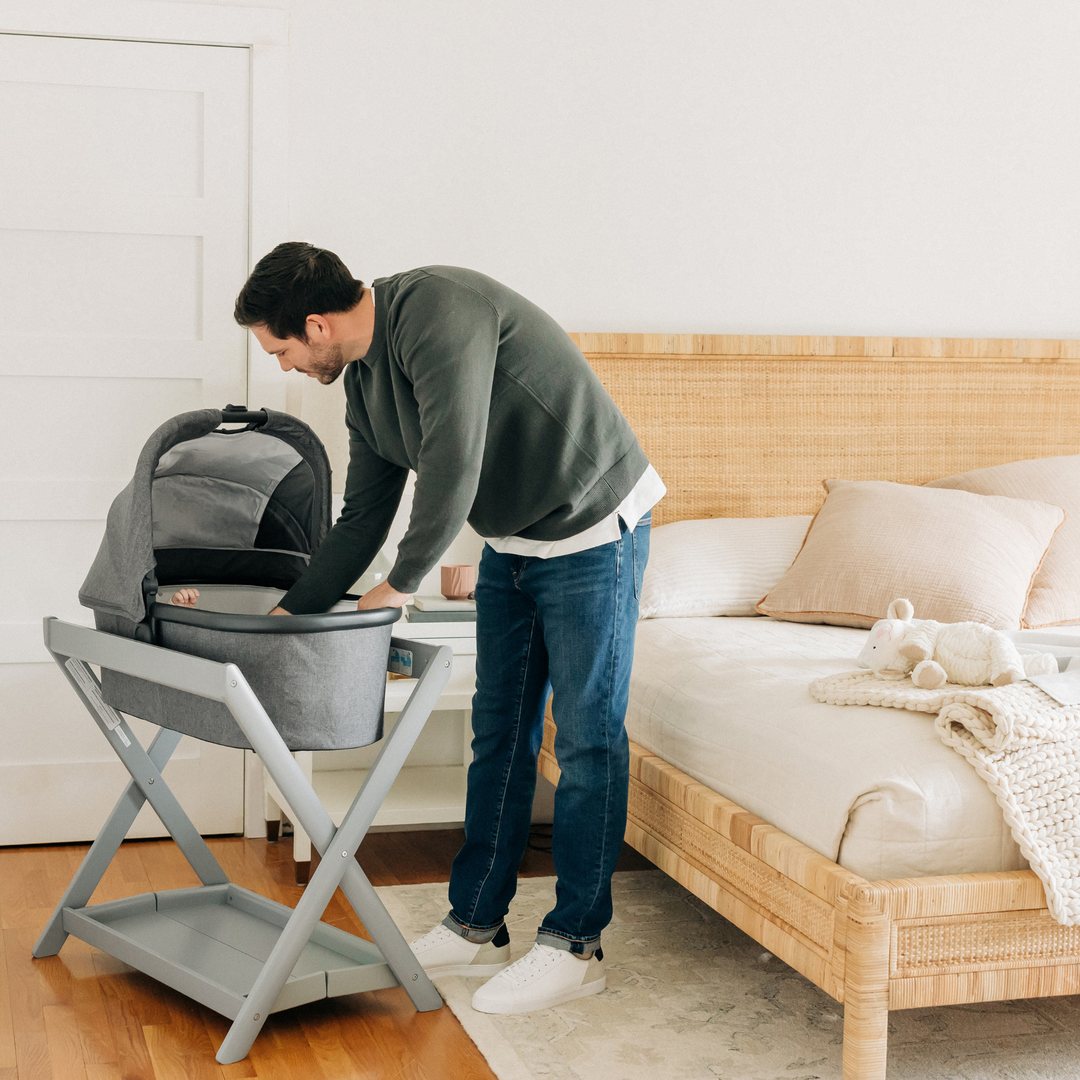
left=80, top=407, right=332, bottom=631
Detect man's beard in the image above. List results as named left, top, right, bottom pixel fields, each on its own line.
left=308, top=342, right=348, bottom=385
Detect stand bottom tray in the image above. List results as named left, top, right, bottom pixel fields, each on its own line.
left=62, top=883, right=398, bottom=1019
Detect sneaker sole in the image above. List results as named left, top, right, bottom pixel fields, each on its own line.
left=472, top=973, right=606, bottom=1014
left=424, top=959, right=512, bottom=979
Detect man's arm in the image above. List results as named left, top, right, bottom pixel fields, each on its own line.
left=276, top=423, right=408, bottom=615
left=270, top=580, right=411, bottom=615
left=382, top=278, right=499, bottom=593
left=354, top=580, right=413, bottom=611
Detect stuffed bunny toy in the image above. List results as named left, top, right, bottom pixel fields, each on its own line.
left=857, top=598, right=1058, bottom=690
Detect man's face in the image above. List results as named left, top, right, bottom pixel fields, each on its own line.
left=251, top=323, right=348, bottom=386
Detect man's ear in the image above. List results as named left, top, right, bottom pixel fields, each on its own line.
left=304, top=313, right=332, bottom=343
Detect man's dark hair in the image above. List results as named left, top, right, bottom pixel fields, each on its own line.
left=234, top=242, right=364, bottom=341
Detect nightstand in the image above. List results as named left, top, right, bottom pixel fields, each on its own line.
left=263, top=614, right=477, bottom=883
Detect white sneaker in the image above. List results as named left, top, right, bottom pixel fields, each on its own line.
left=409, top=922, right=511, bottom=978
left=471, top=942, right=606, bottom=1014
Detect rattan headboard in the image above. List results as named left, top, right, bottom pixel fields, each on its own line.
left=570, top=334, right=1080, bottom=528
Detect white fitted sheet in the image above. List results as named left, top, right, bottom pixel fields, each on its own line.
left=627, top=617, right=1033, bottom=881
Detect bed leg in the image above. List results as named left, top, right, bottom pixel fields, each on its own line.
left=841, top=885, right=890, bottom=1080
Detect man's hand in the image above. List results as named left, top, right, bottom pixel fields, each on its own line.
left=356, top=580, right=413, bottom=611
left=265, top=579, right=411, bottom=616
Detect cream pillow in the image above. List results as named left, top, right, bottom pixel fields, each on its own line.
left=756, top=479, right=1064, bottom=630
left=639, top=516, right=811, bottom=618
left=927, top=455, right=1080, bottom=628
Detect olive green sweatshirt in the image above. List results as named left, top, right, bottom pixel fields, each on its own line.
left=280, top=266, right=649, bottom=614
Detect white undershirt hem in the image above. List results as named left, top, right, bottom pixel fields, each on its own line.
left=485, top=464, right=665, bottom=559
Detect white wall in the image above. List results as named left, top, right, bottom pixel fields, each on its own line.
left=265, top=0, right=1079, bottom=338
left=206, top=0, right=1079, bottom=594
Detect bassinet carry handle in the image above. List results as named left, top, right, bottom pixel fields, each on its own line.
left=218, top=404, right=269, bottom=428
left=151, top=603, right=401, bottom=635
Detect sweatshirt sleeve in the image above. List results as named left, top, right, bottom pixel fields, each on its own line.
left=384, top=279, right=498, bottom=593
left=278, top=419, right=408, bottom=614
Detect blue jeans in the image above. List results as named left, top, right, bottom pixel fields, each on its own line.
left=445, top=515, right=650, bottom=957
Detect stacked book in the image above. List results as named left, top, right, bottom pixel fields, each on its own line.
left=406, top=595, right=477, bottom=623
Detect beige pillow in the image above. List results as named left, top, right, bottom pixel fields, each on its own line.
left=639, top=515, right=812, bottom=618
left=756, top=479, right=1064, bottom=630
left=927, top=455, right=1080, bottom=628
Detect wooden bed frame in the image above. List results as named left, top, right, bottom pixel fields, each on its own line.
left=538, top=332, right=1080, bottom=1080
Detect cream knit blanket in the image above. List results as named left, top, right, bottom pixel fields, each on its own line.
left=810, top=671, right=1080, bottom=925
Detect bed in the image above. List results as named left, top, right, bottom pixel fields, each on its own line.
left=536, top=332, right=1080, bottom=1080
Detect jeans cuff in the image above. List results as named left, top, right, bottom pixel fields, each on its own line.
left=444, top=911, right=504, bottom=944
left=536, top=928, right=602, bottom=959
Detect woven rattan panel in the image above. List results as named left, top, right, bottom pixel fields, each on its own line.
left=627, top=779, right=834, bottom=952
left=893, top=912, right=1080, bottom=978
left=585, top=356, right=1080, bottom=526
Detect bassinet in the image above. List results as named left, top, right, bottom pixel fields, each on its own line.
left=36, top=406, right=451, bottom=1064
left=81, top=404, right=392, bottom=751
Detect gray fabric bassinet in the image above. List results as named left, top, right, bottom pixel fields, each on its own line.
left=81, top=407, right=397, bottom=751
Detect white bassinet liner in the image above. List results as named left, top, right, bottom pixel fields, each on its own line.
left=97, top=585, right=397, bottom=752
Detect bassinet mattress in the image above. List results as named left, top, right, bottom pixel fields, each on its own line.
left=627, top=617, right=1028, bottom=881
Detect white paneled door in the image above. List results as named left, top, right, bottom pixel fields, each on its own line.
left=0, top=33, right=250, bottom=843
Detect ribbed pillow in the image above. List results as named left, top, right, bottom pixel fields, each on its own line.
left=927, top=455, right=1080, bottom=628
left=756, top=479, right=1064, bottom=630
left=639, top=516, right=811, bottom=619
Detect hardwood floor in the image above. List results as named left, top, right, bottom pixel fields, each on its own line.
left=0, top=830, right=652, bottom=1080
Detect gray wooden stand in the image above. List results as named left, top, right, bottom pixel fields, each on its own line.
left=35, top=617, right=451, bottom=1064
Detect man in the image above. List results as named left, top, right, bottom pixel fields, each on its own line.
left=234, top=243, right=664, bottom=1014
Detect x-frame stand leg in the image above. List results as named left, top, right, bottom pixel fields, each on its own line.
left=38, top=619, right=451, bottom=1065
left=34, top=651, right=228, bottom=958
left=214, top=638, right=448, bottom=1062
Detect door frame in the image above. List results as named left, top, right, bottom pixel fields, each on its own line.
left=0, top=0, right=290, bottom=836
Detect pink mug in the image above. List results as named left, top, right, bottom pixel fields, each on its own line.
left=441, top=564, right=476, bottom=601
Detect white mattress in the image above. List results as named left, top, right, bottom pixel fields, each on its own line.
left=627, top=617, right=1034, bottom=881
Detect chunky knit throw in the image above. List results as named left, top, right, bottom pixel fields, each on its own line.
left=810, top=670, right=1080, bottom=925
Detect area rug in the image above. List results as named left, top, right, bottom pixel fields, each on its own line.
left=377, top=870, right=1080, bottom=1080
